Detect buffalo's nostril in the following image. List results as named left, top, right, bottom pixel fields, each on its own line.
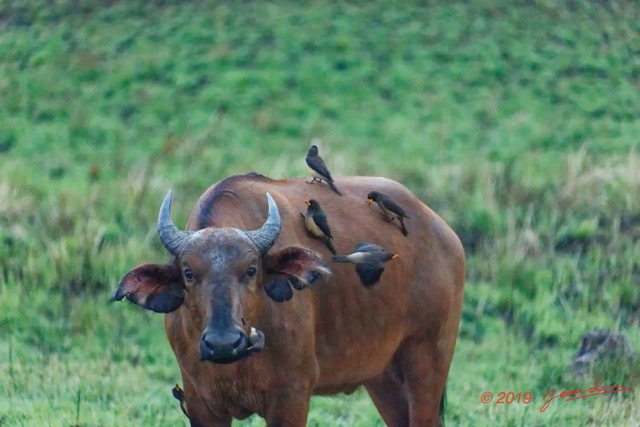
left=233, top=335, right=243, bottom=348
left=201, top=334, right=214, bottom=351
left=201, top=330, right=247, bottom=357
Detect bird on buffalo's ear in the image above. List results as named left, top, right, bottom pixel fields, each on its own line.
left=305, top=144, right=343, bottom=196
left=332, top=242, right=398, bottom=288
left=367, top=191, right=410, bottom=236
left=300, top=199, right=337, bottom=254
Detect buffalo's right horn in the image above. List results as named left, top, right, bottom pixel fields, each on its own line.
left=158, top=189, right=193, bottom=255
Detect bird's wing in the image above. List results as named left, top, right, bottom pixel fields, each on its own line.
left=355, top=263, right=385, bottom=287
left=381, top=197, right=409, bottom=218
left=355, top=242, right=385, bottom=253
left=306, top=155, right=333, bottom=181
left=312, top=211, right=333, bottom=239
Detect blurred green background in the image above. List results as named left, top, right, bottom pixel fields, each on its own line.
left=0, top=0, right=639, bottom=425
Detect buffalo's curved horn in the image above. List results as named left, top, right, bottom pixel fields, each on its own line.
left=242, top=192, right=281, bottom=254
left=157, top=189, right=193, bottom=255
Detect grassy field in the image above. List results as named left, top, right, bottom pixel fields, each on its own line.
left=1, top=0, right=639, bottom=425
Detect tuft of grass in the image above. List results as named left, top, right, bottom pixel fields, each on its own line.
left=0, top=0, right=638, bottom=425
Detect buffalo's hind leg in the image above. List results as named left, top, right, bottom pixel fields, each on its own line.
left=397, top=338, right=450, bottom=427
left=364, top=362, right=409, bottom=427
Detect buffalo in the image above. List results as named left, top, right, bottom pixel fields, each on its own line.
left=114, top=173, right=465, bottom=427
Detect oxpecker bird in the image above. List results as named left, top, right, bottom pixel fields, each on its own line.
left=301, top=199, right=337, bottom=254
left=367, top=191, right=410, bottom=236
left=305, top=145, right=343, bottom=196
left=171, top=384, right=190, bottom=420
left=332, top=242, right=398, bottom=288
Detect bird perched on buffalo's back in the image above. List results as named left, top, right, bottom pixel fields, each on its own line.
left=300, top=199, right=337, bottom=254
left=367, top=191, right=410, bottom=236
left=332, top=242, right=398, bottom=288
left=305, top=145, right=343, bottom=196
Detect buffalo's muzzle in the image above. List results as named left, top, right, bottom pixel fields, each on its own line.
left=199, top=327, right=265, bottom=364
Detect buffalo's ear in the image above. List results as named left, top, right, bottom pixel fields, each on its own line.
left=264, top=277, right=294, bottom=302
left=111, top=263, right=184, bottom=313
left=262, top=246, right=331, bottom=302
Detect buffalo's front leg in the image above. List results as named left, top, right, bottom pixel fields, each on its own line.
left=180, top=382, right=232, bottom=427
left=264, top=390, right=311, bottom=427
left=185, top=400, right=231, bottom=427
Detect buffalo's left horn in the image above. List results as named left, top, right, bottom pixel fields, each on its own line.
left=243, top=192, right=281, bottom=254
left=158, top=189, right=194, bottom=255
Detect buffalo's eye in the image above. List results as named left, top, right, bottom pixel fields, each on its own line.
left=183, top=267, right=194, bottom=281
left=246, top=266, right=257, bottom=278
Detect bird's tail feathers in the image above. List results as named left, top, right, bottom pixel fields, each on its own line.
left=331, top=255, right=350, bottom=263
left=325, top=238, right=337, bottom=255
left=327, top=180, right=343, bottom=196
left=399, top=217, right=409, bottom=236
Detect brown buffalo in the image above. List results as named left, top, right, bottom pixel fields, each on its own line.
left=113, top=173, right=465, bottom=427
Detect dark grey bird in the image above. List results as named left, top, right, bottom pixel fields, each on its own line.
left=171, top=384, right=190, bottom=420
left=367, top=191, right=410, bottom=236
left=305, top=145, right=343, bottom=196
left=332, top=242, right=398, bottom=288
left=300, top=199, right=337, bottom=254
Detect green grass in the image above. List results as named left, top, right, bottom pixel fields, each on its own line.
left=1, top=0, right=639, bottom=425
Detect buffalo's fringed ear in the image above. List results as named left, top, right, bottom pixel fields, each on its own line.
left=262, top=246, right=331, bottom=302
left=111, top=263, right=184, bottom=313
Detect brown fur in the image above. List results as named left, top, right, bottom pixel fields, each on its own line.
left=119, top=174, right=465, bottom=427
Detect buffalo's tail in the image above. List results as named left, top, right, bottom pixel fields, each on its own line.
left=439, top=383, right=447, bottom=426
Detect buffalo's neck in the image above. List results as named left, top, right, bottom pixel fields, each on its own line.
left=204, top=373, right=266, bottom=419
left=165, top=310, right=270, bottom=417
